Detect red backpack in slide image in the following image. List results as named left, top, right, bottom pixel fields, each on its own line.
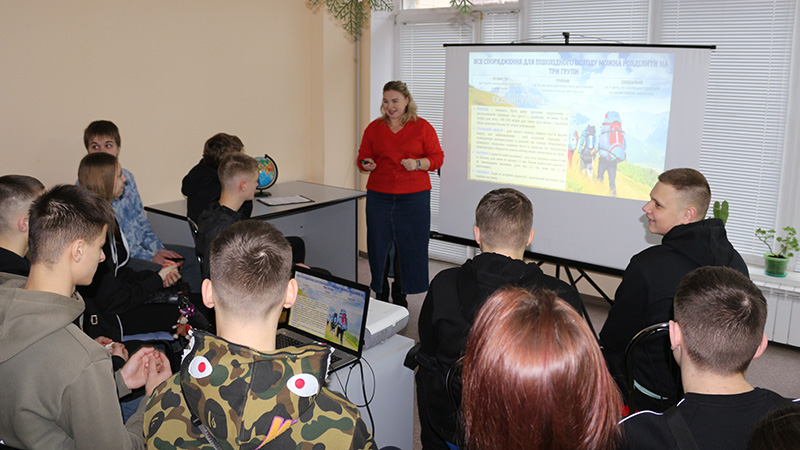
left=599, top=111, right=626, bottom=162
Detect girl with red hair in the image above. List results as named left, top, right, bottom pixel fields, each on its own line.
left=462, top=287, right=621, bottom=450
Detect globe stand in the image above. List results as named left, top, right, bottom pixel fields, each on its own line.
left=255, top=188, right=272, bottom=198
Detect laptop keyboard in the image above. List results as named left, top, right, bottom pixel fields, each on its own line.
left=276, top=334, right=342, bottom=364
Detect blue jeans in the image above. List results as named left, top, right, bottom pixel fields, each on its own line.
left=366, top=190, right=430, bottom=295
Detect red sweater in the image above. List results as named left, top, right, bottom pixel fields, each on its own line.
left=357, top=118, right=445, bottom=194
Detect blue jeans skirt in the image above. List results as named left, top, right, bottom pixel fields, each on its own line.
left=366, top=190, right=430, bottom=295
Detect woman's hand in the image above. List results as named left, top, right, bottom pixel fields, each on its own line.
left=400, top=159, right=418, bottom=171
left=360, top=158, right=377, bottom=171
left=158, top=263, right=182, bottom=287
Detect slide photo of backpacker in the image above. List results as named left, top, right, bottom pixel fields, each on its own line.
left=579, top=125, right=598, bottom=177
left=596, top=111, right=626, bottom=197
left=337, top=309, right=347, bottom=344
left=567, top=130, right=579, bottom=168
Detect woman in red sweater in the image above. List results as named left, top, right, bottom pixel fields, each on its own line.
left=357, top=81, right=444, bottom=307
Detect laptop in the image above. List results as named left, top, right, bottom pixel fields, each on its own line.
left=276, top=265, right=370, bottom=372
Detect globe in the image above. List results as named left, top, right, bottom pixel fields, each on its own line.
left=255, top=155, right=278, bottom=197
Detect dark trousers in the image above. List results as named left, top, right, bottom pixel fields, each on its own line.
left=597, top=158, right=618, bottom=194
left=366, top=190, right=430, bottom=295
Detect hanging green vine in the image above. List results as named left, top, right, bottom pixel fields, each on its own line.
left=309, top=0, right=472, bottom=40
left=450, top=0, right=473, bottom=14
left=307, top=0, right=393, bottom=40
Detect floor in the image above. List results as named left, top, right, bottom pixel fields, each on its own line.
left=355, top=256, right=800, bottom=450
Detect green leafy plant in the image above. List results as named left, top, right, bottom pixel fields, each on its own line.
left=755, top=226, right=799, bottom=258
left=308, top=0, right=472, bottom=40
left=713, top=200, right=729, bottom=224
left=307, top=0, right=392, bottom=40
left=451, top=0, right=473, bottom=14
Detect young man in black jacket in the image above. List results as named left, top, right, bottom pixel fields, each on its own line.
left=0, top=175, right=44, bottom=276
left=620, top=267, right=795, bottom=450
left=600, top=168, right=748, bottom=412
left=416, top=188, right=583, bottom=449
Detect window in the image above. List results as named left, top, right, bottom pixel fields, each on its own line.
left=398, top=7, right=521, bottom=262
left=389, top=0, right=797, bottom=266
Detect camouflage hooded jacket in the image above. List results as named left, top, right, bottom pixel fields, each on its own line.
left=144, top=330, right=376, bottom=450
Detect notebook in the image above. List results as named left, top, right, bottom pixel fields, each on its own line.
left=277, top=265, right=370, bottom=372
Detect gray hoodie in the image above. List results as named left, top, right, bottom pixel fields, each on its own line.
left=0, top=272, right=145, bottom=449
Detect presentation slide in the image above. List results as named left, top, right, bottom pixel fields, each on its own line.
left=440, top=44, right=712, bottom=271
left=291, top=272, right=366, bottom=352
left=469, top=51, right=673, bottom=200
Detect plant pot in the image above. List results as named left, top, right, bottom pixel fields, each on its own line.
left=764, top=253, right=790, bottom=278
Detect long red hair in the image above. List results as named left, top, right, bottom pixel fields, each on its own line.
left=462, top=287, right=621, bottom=450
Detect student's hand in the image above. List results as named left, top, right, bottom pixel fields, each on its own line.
left=153, top=248, right=183, bottom=268
left=94, top=336, right=113, bottom=346
left=360, top=158, right=377, bottom=172
left=158, top=263, right=182, bottom=287
left=110, top=342, right=129, bottom=361
left=120, top=346, right=157, bottom=390
left=145, top=351, right=173, bottom=396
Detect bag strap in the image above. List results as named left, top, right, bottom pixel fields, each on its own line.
left=665, top=406, right=700, bottom=450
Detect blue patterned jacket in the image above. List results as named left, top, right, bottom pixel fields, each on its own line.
left=112, top=168, right=164, bottom=259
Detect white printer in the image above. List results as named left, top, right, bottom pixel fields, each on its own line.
left=363, top=299, right=409, bottom=350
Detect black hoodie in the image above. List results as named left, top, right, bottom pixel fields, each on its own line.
left=181, top=160, right=252, bottom=223
left=600, top=218, right=748, bottom=406
left=416, top=252, right=583, bottom=445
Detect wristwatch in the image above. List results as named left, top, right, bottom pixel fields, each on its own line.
left=416, top=159, right=421, bottom=169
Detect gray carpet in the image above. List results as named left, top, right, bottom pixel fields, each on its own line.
left=356, top=256, right=800, bottom=449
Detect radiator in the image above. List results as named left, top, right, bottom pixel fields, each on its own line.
left=753, top=271, right=800, bottom=347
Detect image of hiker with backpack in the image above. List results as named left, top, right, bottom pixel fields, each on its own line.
left=597, top=111, right=627, bottom=197
left=579, top=124, right=598, bottom=178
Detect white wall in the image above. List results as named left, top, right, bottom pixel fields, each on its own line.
left=0, top=1, right=359, bottom=205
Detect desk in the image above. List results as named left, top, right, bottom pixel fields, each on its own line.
left=145, top=181, right=366, bottom=280
left=328, top=334, right=415, bottom=450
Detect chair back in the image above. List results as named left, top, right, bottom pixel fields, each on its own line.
left=624, top=322, right=682, bottom=413
left=186, top=217, right=202, bottom=266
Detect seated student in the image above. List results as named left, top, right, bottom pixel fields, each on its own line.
left=181, top=132, right=253, bottom=223
left=145, top=220, right=376, bottom=449
left=196, top=153, right=305, bottom=278
left=0, top=175, right=45, bottom=276
left=195, top=152, right=260, bottom=278
left=461, top=287, right=621, bottom=450
left=600, top=168, right=748, bottom=411
left=83, top=120, right=201, bottom=291
left=416, top=188, right=584, bottom=449
left=620, top=266, right=796, bottom=450
left=0, top=184, right=172, bottom=449
left=77, top=153, right=182, bottom=342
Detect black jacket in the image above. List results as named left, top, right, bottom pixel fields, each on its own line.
left=0, top=247, right=29, bottom=277
left=196, top=202, right=244, bottom=279
left=181, top=160, right=252, bottom=223
left=416, top=252, right=584, bottom=446
left=600, top=218, right=748, bottom=406
left=77, top=225, right=163, bottom=341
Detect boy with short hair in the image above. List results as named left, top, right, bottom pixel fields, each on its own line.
left=195, top=152, right=260, bottom=278
left=620, top=266, right=797, bottom=450
left=0, top=185, right=172, bottom=449
left=416, top=188, right=584, bottom=449
left=83, top=120, right=201, bottom=290
left=181, top=132, right=253, bottom=223
left=0, top=175, right=45, bottom=276
left=600, top=168, right=748, bottom=410
left=145, top=220, right=376, bottom=449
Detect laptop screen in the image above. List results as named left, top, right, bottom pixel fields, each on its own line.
left=289, top=266, right=369, bottom=354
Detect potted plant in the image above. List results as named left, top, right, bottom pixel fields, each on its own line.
left=755, top=226, right=799, bottom=277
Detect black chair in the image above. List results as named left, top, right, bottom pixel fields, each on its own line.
left=186, top=217, right=202, bottom=267
left=445, top=357, right=464, bottom=414
left=624, top=322, right=682, bottom=413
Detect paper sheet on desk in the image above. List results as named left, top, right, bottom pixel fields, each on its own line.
left=258, top=195, right=313, bottom=206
